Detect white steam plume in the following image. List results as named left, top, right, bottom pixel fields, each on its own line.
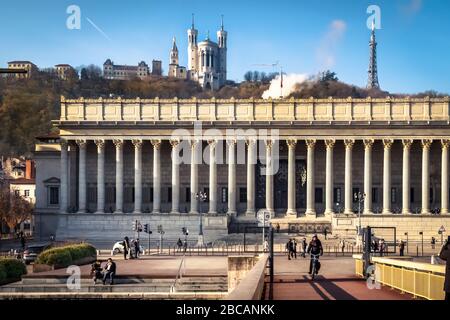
left=262, top=73, right=309, bottom=99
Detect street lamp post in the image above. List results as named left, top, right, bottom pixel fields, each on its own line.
left=196, top=191, right=208, bottom=247
left=419, top=231, right=424, bottom=256
left=354, top=192, right=366, bottom=246
left=404, top=232, right=409, bottom=255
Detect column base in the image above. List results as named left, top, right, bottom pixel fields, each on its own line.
left=190, top=211, right=199, bottom=215
left=245, top=210, right=256, bottom=216
left=114, top=210, right=123, bottom=214
left=382, top=210, right=392, bottom=214
left=441, top=209, right=449, bottom=215
left=227, top=210, right=237, bottom=216
left=133, top=210, right=142, bottom=214
left=363, top=210, right=373, bottom=215
left=421, top=210, right=431, bottom=215
left=344, top=209, right=354, bottom=215
left=152, top=209, right=160, bottom=214
left=77, top=210, right=86, bottom=214
left=324, top=209, right=334, bottom=215
left=305, top=210, right=316, bottom=216
left=94, top=210, right=105, bottom=214
left=208, top=211, right=217, bottom=215
left=402, top=209, right=412, bottom=214
left=170, top=211, right=180, bottom=214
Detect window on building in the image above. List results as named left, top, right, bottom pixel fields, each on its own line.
left=88, top=186, right=97, bottom=203
left=410, top=188, right=415, bottom=203
left=315, top=188, right=323, bottom=204
left=222, top=187, right=228, bottom=203
left=372, top=188, right=379, bottom=203
left=333, top=187, right=341, bottom=204
left=430, top=188, right=434, bottom=204
left=24, top=190, right=30, bottom=197
left=49, top=187, right=59, bottom=205
left=150, top=187, right=153, bottom=203
left=168, top=187, right=172, bottom=203
left=239, top=188, right=247, bottom=203
left=186, top=187, right=191, bottom=203
left=391, top=188, right=397, bottom=204
left=14, top=190, right=20, bottom=197
left=204, top=187, right=210, bottom=202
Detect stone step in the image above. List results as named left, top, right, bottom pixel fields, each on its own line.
left=0, top=283, right=227, bottom=293
left=21, top=276, right=227, bottom=285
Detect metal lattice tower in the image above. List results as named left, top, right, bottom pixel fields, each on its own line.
left=367, top=22, right=380, bottom=89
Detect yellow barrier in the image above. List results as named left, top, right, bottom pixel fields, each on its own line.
left=355, top=258, right=364, bottom=277
left=369, top=257, right=445, bottom=300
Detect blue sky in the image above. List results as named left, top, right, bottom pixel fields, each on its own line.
left=0, top=0, right=449, bottom=94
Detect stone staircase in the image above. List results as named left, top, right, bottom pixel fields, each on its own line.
left=0, top=275, right=228, bottom=294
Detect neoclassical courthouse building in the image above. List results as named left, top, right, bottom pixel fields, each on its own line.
left=33, top=96, right=450, bottom=242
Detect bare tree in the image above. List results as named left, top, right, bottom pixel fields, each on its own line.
left=0, top=187, right=33, bottom=235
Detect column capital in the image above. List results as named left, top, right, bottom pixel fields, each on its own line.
left=363, top=139, right=375, bottom=149
left=421, top=139, right=433, bottom=149
left=324, top=139, right=336, bottom=149
left=60, top=139, right=69, bottom=148
left=305, top=139, right=316, bottom=149
left=151, top=139, right=162, bottom=149
left=344, top=139, right=355, bottom=149
left=245, top=138, right=257, bottom=146
left=190, top=139, right=201, bottom=148
left=94, top=139, right=105, bottom=149
left=76, top=139, right=87, bottom=148
left=226, top=138, right=237, bottom=146
left=170, top=139, right=180, bottom=147
left=113, top=139, right=124, bottom=148
left=132, top=139, right=143, bottom=148
left=402, top=139, right=413, bottom=149
left=265, top=139, right=275, bottom=149
left=286, top=138, right=297, bottom=148
left=442, top=139, right=450, bottom=148
left=383, top=139, right=394, bottom=149
left=207, top=139, right=218, bottom=147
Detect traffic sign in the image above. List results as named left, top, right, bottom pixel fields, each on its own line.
left=257, top=209, right=271, bottom=227
left=439, top=225, right=446, bottom=234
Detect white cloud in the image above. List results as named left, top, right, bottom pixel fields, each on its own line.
left=403, top=0, right=422, bottom=15
left=316, top=20, right=347, bottom=69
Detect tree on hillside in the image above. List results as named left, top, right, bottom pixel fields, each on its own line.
left=0, top=187, right=33, bottom=235
left=80, top=65, right=102, bottom=80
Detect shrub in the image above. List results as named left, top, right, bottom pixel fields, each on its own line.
left=0, top=259, right=27, bottom=283
left=36, top=243, right=96, bottom=267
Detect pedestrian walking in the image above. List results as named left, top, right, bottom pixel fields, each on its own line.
left=286, top=240, right=292, bottom=260
left=276, top=224, right=280, bottom=234
left=399, top=240, right=405, bottom=257
left=340, top=239, right=346, bottom=255
left=431, top=237, right=436, bottom=250
left=183, top=239, right=188, bottom=253
left=134, top=238, right=140, bottom=258
left=301, top=238, right=307, bottom=258
left=122, top=236, right=130, bottom=260
left=263, top=239, right=269, bottom=252
left=20, top=234, right=26, bottom=250
left=90, top=260, right=102, bottom=285
left=292, top=239, right=298, bottom=259
left=324, top=229, right=328, bottom=240
left=438, top=238, right=450, bottom=301
left=379, top=239, right=386, bottom=257
left=177, top=238, right=183, bottom=252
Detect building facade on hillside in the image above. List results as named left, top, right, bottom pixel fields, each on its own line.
left=168, top=16, right=227, bottom=90
left=103, top=59, right=153, bottom=80
left=55, top=64, right=76, bottom=80
left=33, top=96, right=450, bottom=242
left=9, top=159, right=36, bottom=204
left=7, top=61, right=38, bottom=79
left=151, top=60, right=162, bottom=76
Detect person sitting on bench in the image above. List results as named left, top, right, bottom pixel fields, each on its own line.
left=102, top=258, right=116, bottom=285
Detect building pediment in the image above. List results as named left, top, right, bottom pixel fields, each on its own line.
left=43, top=177, right=60, bottom=184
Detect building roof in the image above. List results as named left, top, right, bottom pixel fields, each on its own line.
left=9, top=178, right=35, bottom=185
left=113, top=65, right=140, bottom=71
left=8, top=61, right=35, bottom=65
left=55, top=64, right=72, bottom=68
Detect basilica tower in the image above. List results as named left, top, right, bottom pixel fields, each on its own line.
left=216, top=15, right=227, bottom=85
left=187, top=14, right=198, bottom=72
left=367, top=21, right=380, bottom=89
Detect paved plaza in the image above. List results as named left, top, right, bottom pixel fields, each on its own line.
left=264, top=255, right=414, bottom=300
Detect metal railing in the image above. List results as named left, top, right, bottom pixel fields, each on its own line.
left=354, top=255, right=446, bottom=300
left=170, top=257, right=186, bottom=293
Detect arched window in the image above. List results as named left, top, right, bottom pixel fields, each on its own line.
left=211, top=52, right=214, bottom=68
left=206, top=51, right=209, bottom=67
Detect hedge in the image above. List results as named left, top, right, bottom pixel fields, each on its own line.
left=0, top=259, right=27, bottom=284
left=36, top=243, right=97, bottom=267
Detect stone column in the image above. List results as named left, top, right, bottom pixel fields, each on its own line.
left=113, top=139, right=124, bottom=213
left=324, top=140, right=335, bottom=215
left=382, top=139, right=394, bottom=214
left=208, top=140, right=218, bottom=214
left=363, top=139, right=374, bottom=214
left=246, top=139, right=256, bottom=216
left=60, top=140, right=69, bottom=214
left=170, top=139, right=180, bottom=214
left=402, top=139, right=413, bottom=214
left=442, top=140, right=450, bottom=214
left=190, top=140, right=200, bottom=214
left=132, top=139, right=143, bottom=214
left=151, top=140, right=161, bottom=214
left=421, top=139, right=433, bottom=214
left=286, top=139, right=297, bottom=217
left=227, top=139, right=237, bottom=216
left=305, top=139, right=316, bottom=216
left=95, top=139, right=105, bottom=214
left=265, top=140, right=274, bottom=214
left=344, top=139, right=355, bottom=214
left=76, top=139, right=87, bottom=213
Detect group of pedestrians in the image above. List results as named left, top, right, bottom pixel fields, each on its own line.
left=121, top=236, right=141, bottom=260
left=372, top=238, right=387, bottom=256
left=285, top=238, right=308, bottom=259
left=176, top=238, right=188, bottom=252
